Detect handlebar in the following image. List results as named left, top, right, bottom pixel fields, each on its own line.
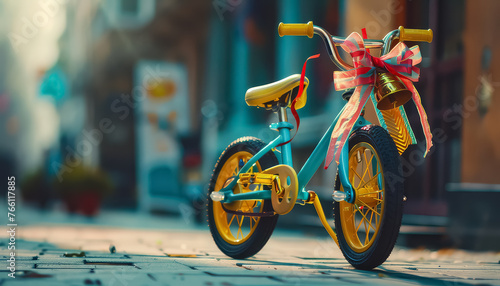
left=278, top=21, right=314, bottom=38
left=278, top=21, right=433, bottom=71
left=398, top=26, right=433, bottom=43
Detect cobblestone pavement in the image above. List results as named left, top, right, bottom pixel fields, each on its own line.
left=0, top=212, right=499, bottom=286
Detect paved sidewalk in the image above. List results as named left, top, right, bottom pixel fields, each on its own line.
left=1, top=214, right=499, bottom=286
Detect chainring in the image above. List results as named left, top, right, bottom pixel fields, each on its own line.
left=262, top=164, right=298, bottom=215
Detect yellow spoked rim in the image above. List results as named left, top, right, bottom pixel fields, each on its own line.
left=339, top=142, right=385, bottom=253
left=213, top=151, right=263, bottom=245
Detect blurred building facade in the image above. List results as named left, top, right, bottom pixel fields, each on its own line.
left=62, top=0, right=210, bottom=208
left=202, top=0, right=345, bottom=200
left=0, top=1, right=67, bottom=185
left=448, top=0, right=500, bottom=250
left=461, top=0, right=500, bottom=184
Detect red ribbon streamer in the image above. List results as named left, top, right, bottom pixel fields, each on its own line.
left=277, top=54, right=320, bottom=147
left=361, top=28, right=370, bottom=54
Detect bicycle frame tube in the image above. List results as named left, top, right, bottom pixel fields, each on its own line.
left=279, top=124, right=293, bottom=167
left=219, top=104, right=371, bottom=204
left=295, top=108, right=371, bottom=201
left=219, top=133, right=284, bottom=203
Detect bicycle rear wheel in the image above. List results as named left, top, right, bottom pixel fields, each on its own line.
left=207, top=137, right=279, bottom=259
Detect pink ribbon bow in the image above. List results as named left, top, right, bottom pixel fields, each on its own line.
left=325, top=32, right=433, bottom=168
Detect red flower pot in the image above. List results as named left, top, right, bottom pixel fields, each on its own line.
left=78, top=192, right=102, bottom=217
left=63, top=192, right=101, bottom=216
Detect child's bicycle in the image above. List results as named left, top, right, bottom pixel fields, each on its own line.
left=207, top=22, right=433, bottom=270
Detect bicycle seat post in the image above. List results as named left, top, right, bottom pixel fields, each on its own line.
left=277, top=106, right=288, bottom=123
left=270, top=99, right=293, bottom=167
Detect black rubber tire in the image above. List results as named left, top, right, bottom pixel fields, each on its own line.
left=207, top=137, right=279, bottom=259
left=334, top=125, right=404, bottom=270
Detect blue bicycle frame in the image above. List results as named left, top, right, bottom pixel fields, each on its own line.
left=218, top=104, right=371, bottom=205
left=216, top=27, right=405, bottom=206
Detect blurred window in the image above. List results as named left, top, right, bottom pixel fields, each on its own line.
left=403, top=0, right=464, bottom=215
left=103, top=0, right=155, bottom=29
left=120, top=0, right=139, bottom=15
left=245, top=0, right=278, bottom=125
left=437, top=0, right=465, bottom=60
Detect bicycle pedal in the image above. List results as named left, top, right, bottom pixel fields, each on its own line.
left=238, top=173, right=276, bottom=188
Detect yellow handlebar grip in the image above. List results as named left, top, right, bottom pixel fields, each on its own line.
left=278, top=21, right=314, bottom=38
left=398, top=26, right=433, bottom=43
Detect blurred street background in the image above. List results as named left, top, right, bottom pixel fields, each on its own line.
left=0, top=0, right=500, bottom=278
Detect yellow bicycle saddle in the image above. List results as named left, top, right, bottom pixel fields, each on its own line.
left=245, top=74, right=309, bottom=110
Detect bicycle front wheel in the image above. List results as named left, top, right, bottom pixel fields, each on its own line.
left=334, top=125, right=404, bottom=270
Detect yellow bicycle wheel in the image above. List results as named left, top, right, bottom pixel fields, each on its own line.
left=208, top=137, right=279, bottom=259
left=334, top=125, right=404, bottom=270
left=212, top=151, right=263, bottom=245
left=339, top=142, right=385, bottom=252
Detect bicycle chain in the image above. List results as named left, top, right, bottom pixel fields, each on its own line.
left=220, top=203, right=277, bottom=217
left=217, top=174, right=280, bottom=217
